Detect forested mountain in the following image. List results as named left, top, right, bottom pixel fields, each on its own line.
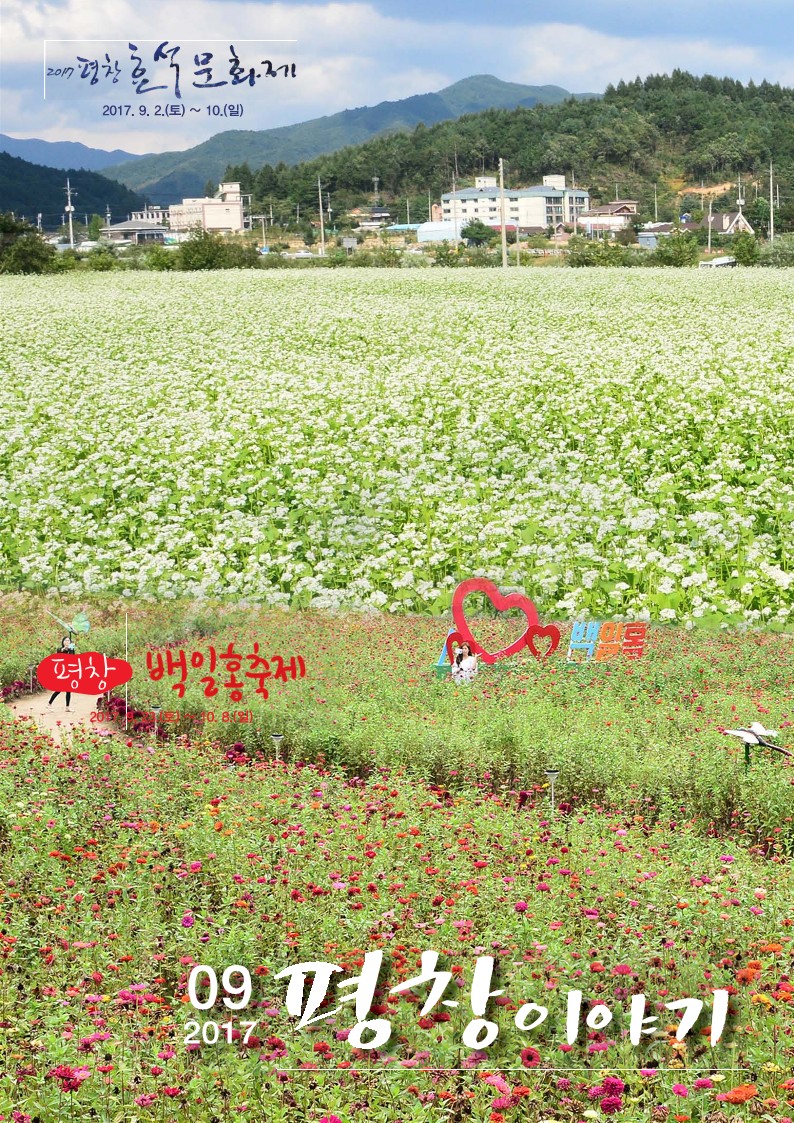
left=0, top=153, right=145, bottom=221
left=227, top=72, right=794, bottom=228
left=102, top=75, right=592, bottom=201
left=0, top=135, right=146, bottom=172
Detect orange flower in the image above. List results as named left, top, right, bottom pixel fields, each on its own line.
left=718, top=1084, right=757, bottom=1104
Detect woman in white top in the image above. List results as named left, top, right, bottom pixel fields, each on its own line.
left=451, top=641, right=478, bottom=683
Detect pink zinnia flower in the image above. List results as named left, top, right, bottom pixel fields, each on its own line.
left=672, top=1083, right=689, bottom=1097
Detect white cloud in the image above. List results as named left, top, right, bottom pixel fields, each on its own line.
left=1, top=0, right=792, bottom=148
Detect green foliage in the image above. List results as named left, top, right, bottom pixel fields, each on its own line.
left=758, top=232, right=794, bottom=266
left=566, top=235, right=634, bottom=267
left=87, top=213, right=104, bottom=240
left=461, top=219, right=498, bottom=246
left=0, top=152, right=144, bottom=217
left=463, top=246, right=499, bottom=267
left=175, top=229, right=260, bottom=271
left=731, top=231, right=760, bottom=265
left=650, top=232, right=700, bottom=266
left=144, top=244, right=178, bottom=271
left=177, top=227, right=228, bottom=271
left=431, top=241, right=460, bottom=267
left=0, top=214, right=57, bottom=274
left=84, top=245, right=118, bottom=271
left=373, top=244, right=401, bottom=267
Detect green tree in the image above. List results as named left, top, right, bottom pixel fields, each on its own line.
left=566, top=235, right=632, bottom=267
left=651, top=232, right=699, bottom=266
left=87, top=214, right=104, bottom=240
left=461, top=219, right=497, bottom=247
left=758, top=233, right=794, bottom=266
left=144, top=245, right=178, bottom=271
left=731, top=231, right=759, bottom=265
left=177, top=227, right=228, bottom=270
left=432, top=242, right=459, bottom=267
left=85, top=245, right=117, bottom=271
left=0, top=214, right=56, bottom=273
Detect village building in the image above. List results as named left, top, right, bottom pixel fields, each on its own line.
left=440, top=174, right=589, bottom=234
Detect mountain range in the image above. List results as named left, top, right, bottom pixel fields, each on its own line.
left=99, top=75, right=595, bottom=202
left=0, top=134, right=146, bottom=172
left=0, top=152, right=144, bottom=222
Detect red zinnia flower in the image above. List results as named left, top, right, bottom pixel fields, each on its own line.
left=520, top=1046, right=541, bottom=1068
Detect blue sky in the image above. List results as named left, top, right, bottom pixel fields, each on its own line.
left=1, top=0, right=792, bottom=153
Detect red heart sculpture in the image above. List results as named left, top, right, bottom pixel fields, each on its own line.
left=526, top=623, right=561, bottom=659
left=451, top=579, right=540, bottom=665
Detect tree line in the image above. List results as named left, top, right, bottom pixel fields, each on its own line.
left=214, top=72, right=794, bottom=234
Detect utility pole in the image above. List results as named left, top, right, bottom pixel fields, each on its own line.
left=105, top=204, right=111, bottom=228
left=654, top=183, right=658, bottom=222
left=707, top=197, right=713, bottom=254
left=64, top=177, right=76, bottom=248
left=769, top=161, right=775, bottom=243
left=499, top=157, right=508, bottom=270
left=317, top=176, right=326, bottom=256
left=36, top=213, right=42, bottom=231
left=372, top=175, right=379, bottom=202
left=406, top=198, right=410, bottom=224
left=615, top=182, right=619, bottom=202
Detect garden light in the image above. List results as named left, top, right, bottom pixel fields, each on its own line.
left=152, top=704, right=162, bottom=742
left=271, top=732, right=285, bottom=761
left=545, top=768, right=560, bottom=813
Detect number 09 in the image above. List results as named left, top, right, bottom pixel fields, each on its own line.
left=187, top=965, right=252, bottom=1010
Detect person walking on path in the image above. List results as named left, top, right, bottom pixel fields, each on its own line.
left=48, top=635, right=76, bottom=711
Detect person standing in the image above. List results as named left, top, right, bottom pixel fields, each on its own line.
left=48, top=635, right=76, bottom=711
left=451, top=641, right=479, bottom=684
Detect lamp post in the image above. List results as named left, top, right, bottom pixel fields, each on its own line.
left=28, top=664, right=37, bottom=693
left=545, top=768, right=560, bottom=814
left=152, top=704, right=162, bottom=743
left=271, top=733, right=284, bottom=762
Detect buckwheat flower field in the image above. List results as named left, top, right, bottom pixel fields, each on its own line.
left=2, top=269, right=794, bottom=621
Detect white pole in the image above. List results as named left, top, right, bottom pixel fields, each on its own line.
left=654, top=183, right=658, bottom=222
left=125, top=613, right=128, bottom=731
left=499, top=157, right=508, bottom=270
left=317, top=176, right=325, bottom=256
left=65, top=177, right=75, bottom=248
left=707, top=198, right=713, bottom=255
left=770, top=161, right=775, bottom=243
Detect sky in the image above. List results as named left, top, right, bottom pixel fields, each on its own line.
left=1, top=0, right=793, bottom=153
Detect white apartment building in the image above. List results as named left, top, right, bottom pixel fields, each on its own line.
left=168, top=182, right=245, bottom=234
left=441, top=174, right=590, bottom=233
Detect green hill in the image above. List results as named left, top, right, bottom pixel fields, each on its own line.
left=103, top=75, right=594, bottom=202
left=243, top=72, right=794, bottom=229
left=0, top=152, right=145, bottom=224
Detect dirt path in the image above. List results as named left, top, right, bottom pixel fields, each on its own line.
left=6, top=689, right=106, bottom=745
